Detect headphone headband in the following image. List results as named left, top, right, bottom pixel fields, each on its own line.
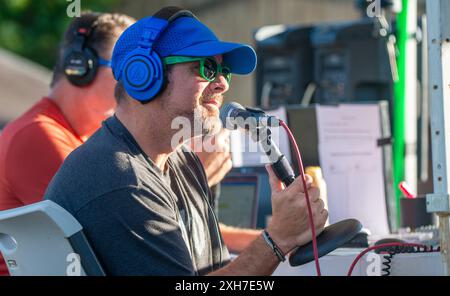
left=153, top=7, right=196, bottom=21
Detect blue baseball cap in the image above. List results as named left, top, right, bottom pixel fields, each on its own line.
left=112, top=16, right=257, bottom=81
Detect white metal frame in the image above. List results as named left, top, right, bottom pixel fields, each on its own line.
left=425, top=0, right=450, bottom=276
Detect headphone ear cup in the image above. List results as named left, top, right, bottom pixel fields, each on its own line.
left=64, top=46, right=99, bottom=86
left=122, top=48, right=164, bottom=102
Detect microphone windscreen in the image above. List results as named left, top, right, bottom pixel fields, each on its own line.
left=219, top=102, right=245, bottom=128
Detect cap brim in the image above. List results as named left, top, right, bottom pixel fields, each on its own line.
left=169, top=41, right=257, bottom=75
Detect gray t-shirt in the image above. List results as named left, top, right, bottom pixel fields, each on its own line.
left=44, top=115, right=230, bottom=275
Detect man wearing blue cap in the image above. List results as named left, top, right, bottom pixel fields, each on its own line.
left=45, top=7, right=327, bottom=275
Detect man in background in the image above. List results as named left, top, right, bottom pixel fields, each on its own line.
left=0, top=12, right=136, bottom=276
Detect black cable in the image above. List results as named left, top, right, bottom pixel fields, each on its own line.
left=377, top=245, right=440, bottom=276
left=381, top=253, right=394, bottom=276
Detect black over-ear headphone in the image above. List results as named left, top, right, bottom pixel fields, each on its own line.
left=63, top=24, right=99, bottom=86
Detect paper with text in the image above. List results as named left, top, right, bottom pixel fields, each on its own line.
left=317, top=104, right=389, bottom=235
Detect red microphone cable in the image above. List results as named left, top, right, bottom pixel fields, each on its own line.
left=279, top=120, right=322, bottom=276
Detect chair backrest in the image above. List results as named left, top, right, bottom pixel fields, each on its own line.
left=0, top=200, right=105, bottom=276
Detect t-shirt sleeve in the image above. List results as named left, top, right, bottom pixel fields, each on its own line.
left=5, top=122, right=78, bottom=204
left=75, top=187, right=196, bottom=276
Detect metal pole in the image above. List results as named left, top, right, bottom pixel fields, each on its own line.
left=420, top=15, right=429, bottom=183
left=439, top=215, right=450, bottom=276
left=425, top=0, right=450, bottom=276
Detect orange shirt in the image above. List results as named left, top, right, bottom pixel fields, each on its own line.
left=0, top=97, right=83, bottom=275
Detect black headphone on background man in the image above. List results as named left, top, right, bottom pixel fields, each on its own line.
left=63, top=17, right=111, bottom=87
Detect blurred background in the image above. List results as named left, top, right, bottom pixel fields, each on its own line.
left=0, top=0, right=374, bottom=124
left=0, top=0, right=434, bottom=230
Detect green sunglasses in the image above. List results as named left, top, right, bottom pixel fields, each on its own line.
left=163, top=56, right=232, bottom=83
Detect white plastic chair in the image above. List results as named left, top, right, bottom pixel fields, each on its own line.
left=0, top=200, right=105, bottom=276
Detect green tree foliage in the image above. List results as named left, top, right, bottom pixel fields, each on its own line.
left=0, top=0, right=120, bottom=69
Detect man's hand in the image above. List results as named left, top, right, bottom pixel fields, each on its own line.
left=195, top=129, right=233, bottom=187
left=265, top=165, right=328, bottom=254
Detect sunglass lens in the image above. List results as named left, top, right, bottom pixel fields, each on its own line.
left=203, top=58, right=217, bottom=81
left=222, top=67, right=231, bottom=82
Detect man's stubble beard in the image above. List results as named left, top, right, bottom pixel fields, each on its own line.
left=196, top=104, right=222, bottom=137
left=165, top=94, right=224, bottom=139
left=198, top=93, right=224, bottom=136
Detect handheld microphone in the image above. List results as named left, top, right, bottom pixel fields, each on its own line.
left=219, top=102, right=294, bottom=185
left=219, top=102, right=278, bottom=131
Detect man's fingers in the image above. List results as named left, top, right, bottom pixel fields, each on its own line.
left=266, top=164, right=284, bottom=193
left=212, top=129, right=231, bottom=152
left=314, top=198, right=325, bottom=214
left=304, top=174, right=313, bottom=188
left=309, top=187, right=321, bottom=203
left=207, top=154, right=233, bottom=187
left=286, top=174, right=313, bottom=194
left=316, top=209, right=328, bottom=229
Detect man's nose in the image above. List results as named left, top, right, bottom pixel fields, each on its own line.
left=210, top=74, right=229, bottom=94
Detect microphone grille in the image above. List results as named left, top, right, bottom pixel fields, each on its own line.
left=219, top=102, right=245, bottom=128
